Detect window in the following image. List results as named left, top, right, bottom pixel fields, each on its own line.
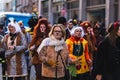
left=67, top=1, right=79, bottom=9
left=53, top=0, right=61, bottom=3
left=87, top=0, right=105, bottom=6
left=43, top=1, right=48, bottom=13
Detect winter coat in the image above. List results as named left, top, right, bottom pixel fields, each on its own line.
left=3, top=32, right=27, bottom=77
left=96, top=37, right=120, bottom=80
left=37, top=38, right=69, bottom=78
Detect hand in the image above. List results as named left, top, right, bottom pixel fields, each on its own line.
left=47, top=60, right=57, bottom=68
left=29, top=45, right=35, bottom=50
left=87, top=59, right=92, bottom=64
left=87, top=59, right=92, bottom=71
left=96, top=74, right=102, bottom=80
left=70, top=58, right=81, bottom=65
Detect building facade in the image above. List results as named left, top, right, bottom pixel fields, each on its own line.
left=14, top=0, right=120, bottom=27
left=38, top=0, right=120, bottom=27
left=0, top=0, right=15, bottom=12
left=16, top=0, right=38, bottom=14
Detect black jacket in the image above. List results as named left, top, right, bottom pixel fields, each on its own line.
left=96, top=36, right=120, bottom=80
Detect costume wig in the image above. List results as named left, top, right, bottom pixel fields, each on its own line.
left=29, top=18, right=50, bottom=46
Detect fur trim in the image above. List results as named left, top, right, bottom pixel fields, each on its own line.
left=49, top=35, right=65, bottom=51
left=37, top=35, right=65, bottom=53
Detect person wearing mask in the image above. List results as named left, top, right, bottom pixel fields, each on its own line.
left=95, top=22, right=120, bottom=80
left=1, top=21, right=27, bottom=80
left=29, top=18, right=50, bottom=80
left=37, top=24, right=69, bottom=80
left=66, top=27, right=92, bottom=80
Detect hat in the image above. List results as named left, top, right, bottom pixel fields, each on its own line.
left=8, top=21, right=21, bottom=33
left=80, top=21, right=92, bottom=33
left=72, top=19, right=78, bottom=25
left=67, top=19, right=73, bottom=23
left=80, top=21, right=91, bottom=27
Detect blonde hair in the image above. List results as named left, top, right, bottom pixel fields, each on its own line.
left=49, top=24, right=66, bottom=40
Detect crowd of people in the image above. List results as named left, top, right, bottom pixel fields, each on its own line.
left=0, top=15, right=120, bottom=80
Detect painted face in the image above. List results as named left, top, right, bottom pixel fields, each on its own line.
left=8, top=25, right=16, bottom=33
left=117, top=27, right=120, bottom=37
left=53, top=26, right=62, bottom=40
left=40, top=24, right=46, bottom=32
left=74, top=29, right=82, bottom=38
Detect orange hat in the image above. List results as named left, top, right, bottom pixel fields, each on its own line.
left=80, top=21, right=92, bottom=33
left=80, top=21, right=91, bottom=27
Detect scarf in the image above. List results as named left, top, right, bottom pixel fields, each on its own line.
left=37, top=35, right=65, bottom=53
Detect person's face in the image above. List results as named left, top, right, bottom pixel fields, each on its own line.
left=68, top=22, right=73, bottom=29
left=74, top=29, right=82, bottom=38
left=8, top=25, right=16, bottom=33
left=117, top=27, right=120, bottom=37
left=40, top=24, right=46, bottom=32
left=87, top=27, right=91, bottom=32
left=53, top=26, right=62, bottom=40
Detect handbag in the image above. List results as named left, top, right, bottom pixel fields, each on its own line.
left=29, top=50, right=40, bottom=64
left=64, top=68, right=70, bottom=80
left=58, top=50, right=70, bottom=80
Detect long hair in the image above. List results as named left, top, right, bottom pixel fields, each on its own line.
left=107, top=22, right=120, bottom=46
left=29, top=18, right=50, bottom=47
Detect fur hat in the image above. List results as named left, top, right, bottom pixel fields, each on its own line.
left=80, top=21, right=91, bottom=32
left=80, top=21, right=91, bottom=27
left=8, top=21, right=21, bottom=33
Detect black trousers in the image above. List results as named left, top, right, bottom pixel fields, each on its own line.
left=7, top=77, right=26, bottom=80
left=102, top=70, right=120, bottom=80
left=34, top=63, right=42, bottom=80
left=71, top=72, right=91, bottom=80
left=42, top=77, right=65, bottom=80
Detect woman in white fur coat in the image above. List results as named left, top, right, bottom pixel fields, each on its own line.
left=1, top=21, right=27, bottom=80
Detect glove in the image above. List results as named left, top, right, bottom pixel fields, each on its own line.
left=45, top=60, right=57, bottom=68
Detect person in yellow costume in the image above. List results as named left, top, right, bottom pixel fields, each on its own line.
left=66, top=26, right=92, bottom=80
